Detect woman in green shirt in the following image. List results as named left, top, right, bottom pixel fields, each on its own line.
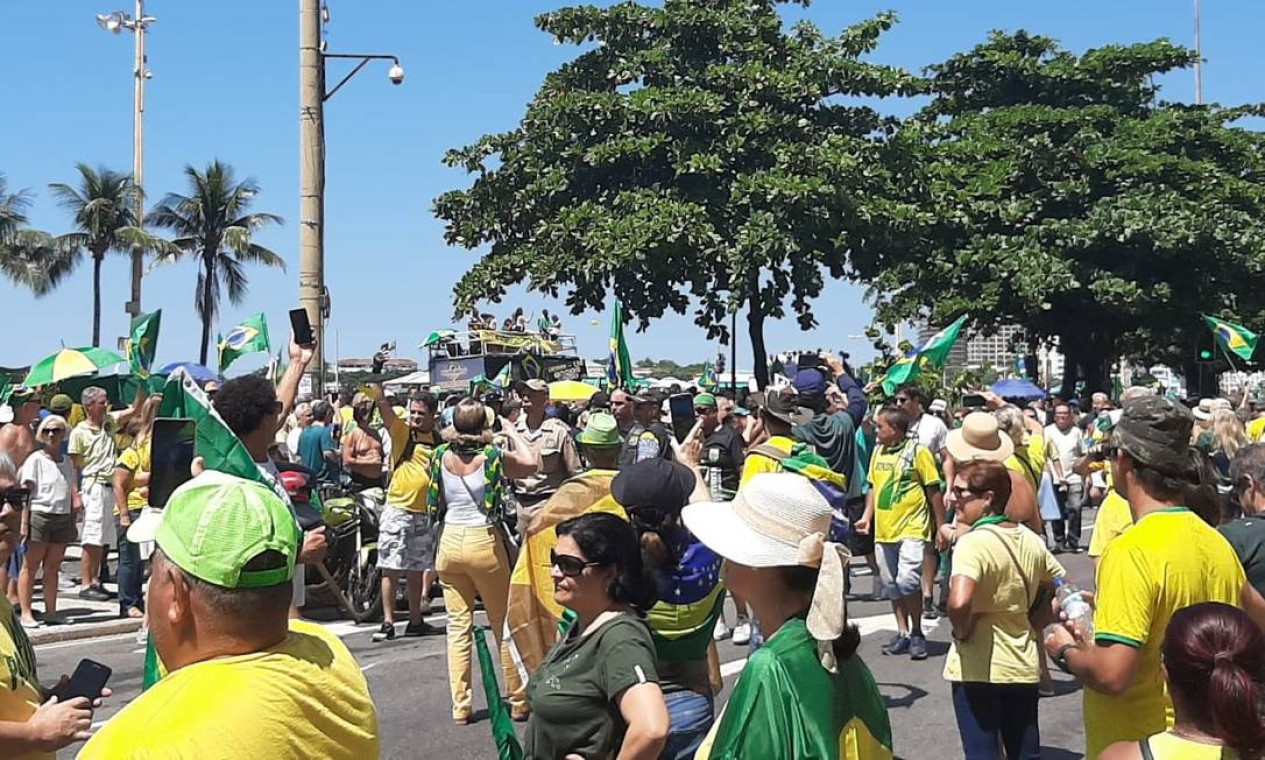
left=525, top=512, right=669, bottom=760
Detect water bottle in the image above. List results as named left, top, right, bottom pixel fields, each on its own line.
left=1053, top=578, right=1094, bottom=638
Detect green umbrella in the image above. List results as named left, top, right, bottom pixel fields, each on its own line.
left=23, top=347, right=126, bottom=388
left=420, top=329, right=456, bottom=348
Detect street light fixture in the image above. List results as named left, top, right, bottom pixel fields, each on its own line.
left=95, top=2, right=156, bottom=321
left=299, top=0, right=403, bottom=394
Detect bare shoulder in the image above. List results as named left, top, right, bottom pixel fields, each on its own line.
left=1099, top=739, right=1143, bottom=760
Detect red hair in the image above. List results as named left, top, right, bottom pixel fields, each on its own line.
left=1163, top=602, right=1265, bottom=759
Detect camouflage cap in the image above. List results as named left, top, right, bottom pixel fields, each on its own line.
left=1113, top=396, right=1194, bottom=476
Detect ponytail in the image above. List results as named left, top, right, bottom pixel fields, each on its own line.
left=1208, top=655, right=1265, bottom=760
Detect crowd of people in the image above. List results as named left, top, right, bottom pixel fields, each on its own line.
left=0, top=340, right=1263, bottom=758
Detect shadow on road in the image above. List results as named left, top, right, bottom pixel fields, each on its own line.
left=877, top=681, right=930, bottom=709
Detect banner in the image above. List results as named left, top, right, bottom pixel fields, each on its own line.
left=218, top=313, right=271, bottom=374
left=607, top=299, right=634, bottom=389
left=126, top=309, right=161, bottom=378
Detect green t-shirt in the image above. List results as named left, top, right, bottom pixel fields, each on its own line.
left=524, top=613, right=659, bottom=760
left=1220, top=516, right=1265, bottom=599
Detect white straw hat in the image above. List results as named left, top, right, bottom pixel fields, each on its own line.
left=946, top=412, right=1015, bottom=463
left=683, top=473, right=850, bottom=671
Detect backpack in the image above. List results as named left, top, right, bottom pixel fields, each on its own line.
left=750, top=442, right=850, bottom=543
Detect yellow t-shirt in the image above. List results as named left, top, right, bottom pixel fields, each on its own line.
left=867, top=441, right=941, bottom=543
left=116, top=439, right=151, bottom=512
left=1088, top=489, right=1133, bottom=558
left=80, top=620, right=379, bottom=760
left=1084, top=508, right=1247, bottom=759
left=385, top=416, right=437, bottom=513
left=943, top=524, right=1065, bottom=684
left=1249, top=416, right=1265, bottom=442
left=738, top=436, right=795, bottom=489
left=1004, top=433, right=1046, bottom=489
left=0, top=597, right=47, bottom=760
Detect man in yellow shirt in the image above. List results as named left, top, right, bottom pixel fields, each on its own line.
left=1044, top=397, right=1265, bottom=759
left=0, top=453, right=105, bottom=759
left=370, top=389, right=444, bottom=642
left=82, top=471, right=378, bottom=759
left=858, top=406, right=945, bottom=661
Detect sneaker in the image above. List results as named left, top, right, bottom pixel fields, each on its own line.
left=1065, top=542, right=1083, bottom=555
left=909, top=634, right=929, bottom=660
left=42, top=612, right=72, bottom=626
left=712, top=618, right=731, bottom=642
left=731, top=621, right=752, bottom=646
left=78, top=585, right=111, bottom=602
left=922, top=598, right=939, bottom=621
left=19, top=618, right=41, bottom=630
left=403, top=620, right=444, bottom=637
left=881, top=634, right=910, bottom=656
left=371, top=622, right=396, bottom=642
left=136, top=626, right=149, bottom=645
left=57, top=577, right=74, bottom=591
left=1051, top=543, right=1065, bottom=555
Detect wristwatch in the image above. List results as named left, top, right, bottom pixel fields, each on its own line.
left=1053, top=643, right=1077, bottom=674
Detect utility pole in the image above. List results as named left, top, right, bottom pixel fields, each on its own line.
left=298, top=0, right=326, bottom=394
left=1194, top=0, right=1204, bottom=104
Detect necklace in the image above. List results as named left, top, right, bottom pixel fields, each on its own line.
left=1168, top=726, right=1223, bottom=746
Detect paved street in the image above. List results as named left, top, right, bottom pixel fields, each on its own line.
left=40, top=524, right=1097, bottom=759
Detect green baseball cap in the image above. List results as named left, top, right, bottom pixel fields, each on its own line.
left=48, top=394, right=74, bottom=414
left=577, top=411, right=623, bottom=447
left=131, top=471, right=299, bottom=589
left=693, top=393, right=717, bottom=408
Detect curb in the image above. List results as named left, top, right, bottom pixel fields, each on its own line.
left=29, top=618, right=144, bottom=646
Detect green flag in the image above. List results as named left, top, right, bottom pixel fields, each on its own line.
left=698, top=362, right=718, bottom=390
left=1202, top=314, right=1259, bottom=362
left=475, top=626, right=523, bottom=760
left=607, top=299, right=634, bottom=389
left=881, top=316, right=967, bottom=396
left=126, top=309, right=162, bottom=378
left=218, top=313, right=272, bottom=374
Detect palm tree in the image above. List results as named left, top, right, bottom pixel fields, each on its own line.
left=147, top=161, right=285, bottom=364
left=0, top=173, right=65, bottom=295
left=49, top=164, right=170, bottom=346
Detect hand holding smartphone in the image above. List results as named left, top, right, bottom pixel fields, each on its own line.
left=289, top=308, right=315, bottom=347
left=56, top=659, right=112, bottom=702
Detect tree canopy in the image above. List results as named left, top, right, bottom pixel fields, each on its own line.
left=435, top=0, right=921, bottom=387
left=858, top=31, right=1265, bottom=393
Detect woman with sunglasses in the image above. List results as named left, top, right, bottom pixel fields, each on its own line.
left=16, top=416, right=79, bottom=628
left=525, top=512, right=669, bottom=760
left=940, top=459, right=1065, bottom=759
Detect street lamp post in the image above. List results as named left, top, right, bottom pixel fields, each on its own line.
left=96, top=2, right=155, bottom=320
left=299, top=0, right=403, bottom=396
left=1193, top=0, right=1204, bottom=104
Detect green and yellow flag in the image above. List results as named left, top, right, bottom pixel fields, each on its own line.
left=880, top=315, right=967, bottom=395
left=699, top=362, right=718, bottom=390
left=1202, top=314, right=1259, bottom=362
left=607, top=299, right=634, bottom=389
left=126, top=309, right=162, bottom=378
left=218, top=313, right=271, bottom=374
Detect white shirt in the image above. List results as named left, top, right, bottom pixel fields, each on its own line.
left=286, top=426, right=306, bottom=463
left=441, top=468, right=490, bottom=527
left=19, top=450, right=74, bottom=514
left=1044, top=424, right=1086, bottom=484
left=909, top=413, right=948, bottom=459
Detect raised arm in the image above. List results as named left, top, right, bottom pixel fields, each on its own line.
left=274, top=336, right=315, bottom=426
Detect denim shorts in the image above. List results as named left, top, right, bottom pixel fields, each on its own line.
left=662, top=690, right=714, bottom=760
left=878, top=538, right=925, bottom=599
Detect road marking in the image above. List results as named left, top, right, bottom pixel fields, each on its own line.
left=361, top=663, right=379, bottom=672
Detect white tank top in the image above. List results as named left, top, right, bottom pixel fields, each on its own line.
left=441, top=467, right=489, bottom=527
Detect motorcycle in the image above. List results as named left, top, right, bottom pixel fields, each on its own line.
left=277, top=464, right=383, bottom=623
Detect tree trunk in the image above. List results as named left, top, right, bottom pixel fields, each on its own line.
left=747, top=293, right=769, bottom=390
left=198, top=258, right=215, bottom=366
left=1059, top=357, right=1079, bottom=403
left=91, top=253, right=103, bottom=348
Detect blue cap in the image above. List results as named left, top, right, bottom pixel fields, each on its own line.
left=792, top=368, right=827, bottom=396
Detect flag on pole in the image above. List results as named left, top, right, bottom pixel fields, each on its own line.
left=698, top=362, right=718, bottom=390
left=1202, top=314, right=1259, bottom=362
left=218, top=313, right=272, bottom=374
left=607, top=299, right=634, bottom=389
left=880, top=315, right=967, bottom=396
left=126, top=309, right=162, bottom=378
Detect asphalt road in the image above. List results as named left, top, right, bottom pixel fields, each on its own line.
left=41, top=526, right=1098, bottom=759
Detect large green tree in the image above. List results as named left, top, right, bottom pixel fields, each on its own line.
left=0, top=173, right=62, bottom=295
left=147, top=161, right=285, bottom=364
left=49, top=164, right=170, bottom=347
left=858, top=32, right=1265, bottom=393
left=435, top=1, right=920, bottom=387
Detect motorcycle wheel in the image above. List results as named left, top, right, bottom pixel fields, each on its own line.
left=348, top=546, right=383, bottom=623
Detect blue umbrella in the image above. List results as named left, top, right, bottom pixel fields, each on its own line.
left=156, top=362, right=219, bottom=383
left=991, top=377, right=1047, bottom=400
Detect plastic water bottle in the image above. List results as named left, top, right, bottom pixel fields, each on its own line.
left=1053, top=578, right=1094, bottom=638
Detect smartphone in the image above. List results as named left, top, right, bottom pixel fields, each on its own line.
left=668, top=393, right=695, bottom=444
left=58, top=659, right=111, bottom=702
left=289, top=307, right=314, bottom=346
left=961, top=393, right=987, bottom=409
left=150, top=418, right=197, bottom=508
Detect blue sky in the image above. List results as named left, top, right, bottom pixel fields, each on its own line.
left=3, top=0, right=1260, bottom=374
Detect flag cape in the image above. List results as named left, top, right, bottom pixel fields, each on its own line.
left=881, top=315, right=967, bottom=395
left=218, top=313, right=272, bottom=374
left=504, top=471, right=623, bottom=678
left=607, top=299, right=634, bottom=389
left=126, top=309, right=161, bottom=378
left=475, top=626, right=524, bottom=760
left=1202, top=314, right=1259, bottom=362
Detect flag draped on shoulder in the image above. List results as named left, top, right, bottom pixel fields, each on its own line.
left=126, top=309, right=161, bottom=378
left=880, top=315, right=967, bottom=396
left=218, top=313, right=271, bottom=374
left=1202, top=314, right=1258, bottom=362
left=607, top=299, right=633, bottom=389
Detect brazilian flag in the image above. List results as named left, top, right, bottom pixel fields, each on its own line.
left=218, top=313, right=272, bottom=374
left=1202, top=314, right=1259, bottom=362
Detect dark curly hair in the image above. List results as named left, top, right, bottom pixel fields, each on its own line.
left=556, top=513, right=658, bottom=612
left=213, top=376, right=280, bottom=438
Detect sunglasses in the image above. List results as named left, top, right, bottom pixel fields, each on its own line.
left=949, top=486, right=984, bottom=500
left=894, top=397, right=910, bottom=403
left=1, top=487, right=30, bottom=511
left=550, top=549, right=602, bottom=578
left=695, top=408, right=714, bottom=415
